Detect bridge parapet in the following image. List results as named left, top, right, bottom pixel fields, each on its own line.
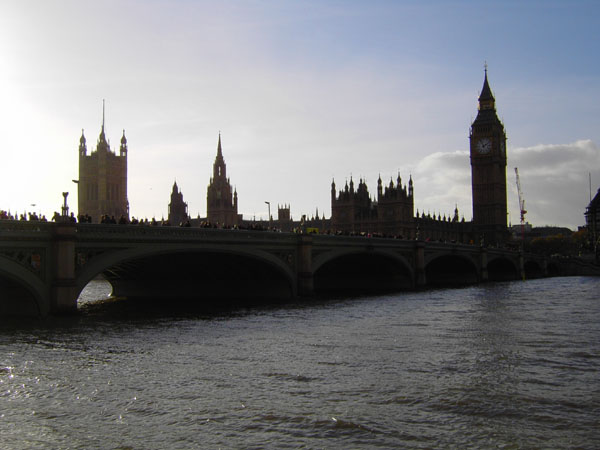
left=1, top=222, right=583, bottom=318
left=0, top=220, right=56, bottom=235
left=75, top=223, right=301, bottom=244
left=0, top=220, right=54, bottom=286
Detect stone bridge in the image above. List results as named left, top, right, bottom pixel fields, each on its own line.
left=0, top=221, right=555, bottom=317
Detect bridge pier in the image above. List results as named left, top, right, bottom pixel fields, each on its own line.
left=518, top=252, right=526, bottom=280
left=415, top=240, right=426, bottom=287
left=480, top=247, right=488, bottom=282
left=296, top=234, right=314, bottom=296
left=50, top=222, right=78, bottom=314
left=542, top=258, right=548, bottom=277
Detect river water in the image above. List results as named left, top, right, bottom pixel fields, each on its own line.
left=1, top=276, right=599, bottom=449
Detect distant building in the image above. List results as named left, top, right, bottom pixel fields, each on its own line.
left=585, top=187, right=600, bottom=248
left=277, top=204, right=293, bottom=231
left=469, top=67, right=509, bottom=245
left=206, top=134, right=240, bottom=226
left=328, top=69, right=508, bottom=244
left=510, top=222, right=533, bottom=238
left=168, top=181, right=188, bottom=225
left=330, top=174, right=470, bottom=241
left=77, top=105, right=129, bottom=223
left=165, top=70, right=509, bottom=245
left=529, top=226, right=573, bottom=238
left=330, top=175, right=414, bottom=238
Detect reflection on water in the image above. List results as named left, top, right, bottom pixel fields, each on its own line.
left=2, top=276, right=599, bottom=449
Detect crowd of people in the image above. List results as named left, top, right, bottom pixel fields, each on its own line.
left=1, top=209, right=481, bottom=245
left=0, top=209, right=414, bottom=239
left=1, top=210, right=48, bottom=221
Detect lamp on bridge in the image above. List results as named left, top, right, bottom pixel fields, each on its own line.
left=265, top=201, right=271, bottom=229
left=61, top=192, right=69, bottom=218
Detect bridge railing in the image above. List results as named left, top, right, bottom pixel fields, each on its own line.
left=0, top=220, right=56, bottom=235
left=73, top=223, right=302, bottom=244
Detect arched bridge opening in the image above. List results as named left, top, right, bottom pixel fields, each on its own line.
left=524, top=260, right=544, bottom=279
left=313, top=251, right=413, bottom=295
left=426, top=255, right=479, bottom=287
left=83, top=250, right=295, bottom=310
left=487, top=257, right=519, bottom=281
left=547, top=261, right=561, bottom=277
left=0, top=271, right=41, bottom=317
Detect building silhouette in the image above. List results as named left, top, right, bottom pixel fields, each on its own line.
left=77, top=105, right=129, bottom=223
left=330, top=174, right=414, bottom=237
left=168, top=181, right=189, bottom=225
left=206, top=134, right=240, bottom=226
left=328, top=70, right=507, bottom=243
left=469, top=67, right=509, bottom=245
left=585, top=187, right=600, bottom=256
left=156, top=70, right=508, bottom=242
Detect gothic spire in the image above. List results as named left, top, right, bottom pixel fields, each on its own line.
left=119, top=129, right=127, bottom=156
left=213, top=133, right=226, bottom=178
left=98, top=99, right=107, bottom=144
left=217, top=132, right=223, bottom=158
left=478, top=65, right=495, bottom=110
left=79, top=129, right=87, bottom=156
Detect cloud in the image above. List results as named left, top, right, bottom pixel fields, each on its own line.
left=408, top=140, right=599, bottom=230
left=509, top=140, right=600, bottom=229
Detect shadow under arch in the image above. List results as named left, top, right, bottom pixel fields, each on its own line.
left=487, top=257, right=519, bottom=281
left=547, top=261, right=561, bottom=277
left=313, top=250, right=414, bottom=295
left=75, top=247, right=296, bottom=308
left=524, top=260, right=544, bottom=279
left=0, top=263, right=44, bottom=316
left=425, top=254, right=479, bottom=287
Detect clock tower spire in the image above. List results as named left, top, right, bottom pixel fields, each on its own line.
left=469, top=67, right=508, bottom=245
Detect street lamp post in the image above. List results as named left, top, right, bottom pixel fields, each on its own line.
left=61, top=192, right=69, bottom=218
left=72, top=180, right=79, bottom=219
left=265, top=201, right=271, bottom=229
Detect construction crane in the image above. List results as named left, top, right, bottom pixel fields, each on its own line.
left=514, top=167, right=527, bottom=241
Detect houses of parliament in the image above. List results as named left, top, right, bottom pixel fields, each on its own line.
left=77, top=71, right=509, bottom=245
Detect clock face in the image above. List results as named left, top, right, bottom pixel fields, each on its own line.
left=476, top=138, right=492, bottom=154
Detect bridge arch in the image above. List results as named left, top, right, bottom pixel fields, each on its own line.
left=312, top=249, right=414, bottom=294
left=487, top=256, right=519, bottom=281
left=0, top=258, right=45, bottom=316
left=75, top=245, right=297, bottom=305
left=547, top=260, right=561, bottom=277
left=524, top=259, right=544, bottom=279
left=425, top=253, right=479, bottom=286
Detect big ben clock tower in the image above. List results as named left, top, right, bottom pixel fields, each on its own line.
left=470, top=67, right=508, bottom=245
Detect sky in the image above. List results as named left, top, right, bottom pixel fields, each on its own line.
left=1, top=0, right=599, bottom=229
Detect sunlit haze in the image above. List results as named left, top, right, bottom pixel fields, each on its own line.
left=1, top=0, right=599, bottom=229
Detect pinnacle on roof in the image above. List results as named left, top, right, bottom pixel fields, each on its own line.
left=479, top=64, right=495, bottom=103
left=99, top=99, right=107, bottom=142
left=217, top=132, right=223, bottom=158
